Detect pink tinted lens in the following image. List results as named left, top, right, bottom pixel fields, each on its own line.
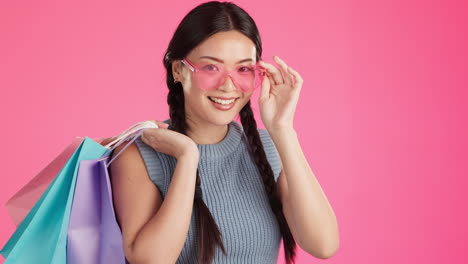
left=189, top=62, right=222, bottom=91
left=230, top=65, right=259, bottom=92
left=238, top=65, right=265, bottom=92
left=192, top=73, right=221, bottom=91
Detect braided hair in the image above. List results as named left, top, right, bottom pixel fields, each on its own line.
left=163, top=2, right=296, bottom=263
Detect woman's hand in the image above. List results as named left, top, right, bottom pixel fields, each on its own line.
left=258, top=56, right=303, bottom=131
left=141, top=120, right=199, bottom=160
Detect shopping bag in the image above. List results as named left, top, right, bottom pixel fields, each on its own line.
left=67, top=130, right=144, bottom=264
left=0, top=121, right=157, bottom=264
left=5, top=137, right=84, bottom=227
left=5, top=137, right=110, bottom=227
left=0, top=138, right=108, bottom=264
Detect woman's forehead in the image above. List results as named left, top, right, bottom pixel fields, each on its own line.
left=189, top=31, right=257, bottom=62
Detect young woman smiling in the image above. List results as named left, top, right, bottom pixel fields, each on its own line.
left=109, top=1, right=339, bottom=263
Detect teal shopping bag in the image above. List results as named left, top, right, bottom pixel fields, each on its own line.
left=0, top=138, right=108, bottom=264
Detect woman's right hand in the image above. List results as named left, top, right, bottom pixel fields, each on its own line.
left=141, top=120, right=199, bottom=160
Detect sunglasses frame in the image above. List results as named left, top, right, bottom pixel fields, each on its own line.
left=180, top=57, right=265, bottom=92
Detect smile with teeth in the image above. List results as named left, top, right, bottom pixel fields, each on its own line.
left=208, top=96, right=238, bottom=105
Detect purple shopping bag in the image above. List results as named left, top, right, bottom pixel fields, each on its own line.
left=67, top=131, right=144, bottom=264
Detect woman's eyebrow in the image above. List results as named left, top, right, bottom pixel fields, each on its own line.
left=199, top=56, right=253, bottom=63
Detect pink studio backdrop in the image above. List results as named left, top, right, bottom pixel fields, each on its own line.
left=1, top=0, right=467, bottom=263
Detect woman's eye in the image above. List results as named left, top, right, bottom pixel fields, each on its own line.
left=239, top=66, right=254, bottom=73
left=203, top=64, right=219, bottom=71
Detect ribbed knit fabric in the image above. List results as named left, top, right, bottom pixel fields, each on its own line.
left=134, top=119, right=282, bottom=263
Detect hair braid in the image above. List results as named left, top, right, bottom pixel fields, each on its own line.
left=166, top=77, right=227, bottom=263
left=239, top=101, right=297, bottom=264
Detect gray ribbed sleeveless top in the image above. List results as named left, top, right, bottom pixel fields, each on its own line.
left=134, top=119, right=282, bottom=263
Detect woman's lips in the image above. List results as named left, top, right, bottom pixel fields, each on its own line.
left=208, top=96, right=238, bottom=111
left=208, top=96, right=239, bottom=100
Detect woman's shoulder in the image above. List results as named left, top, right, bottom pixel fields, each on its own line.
left=257, top=128, right=282, bottom=182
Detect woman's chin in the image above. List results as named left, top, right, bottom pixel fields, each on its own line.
left=207, top=114, right=237, bottom=126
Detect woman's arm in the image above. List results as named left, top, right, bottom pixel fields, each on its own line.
left=110, top=143, right=199, bottom=264
left=271, top=128, right=340, bottom=259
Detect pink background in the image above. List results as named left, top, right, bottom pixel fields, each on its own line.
left=1, top=0, right=467, bottom=263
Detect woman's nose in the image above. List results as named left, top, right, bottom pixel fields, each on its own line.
left=218, top=74, right=238, bottom=92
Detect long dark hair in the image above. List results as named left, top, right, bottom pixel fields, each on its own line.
left=162, top=1, right=296, bottom=263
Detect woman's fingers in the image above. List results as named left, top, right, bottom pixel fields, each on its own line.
left=273, top=56, right=293, bottom=87
left=259, top=72, right=271, bottom=101
left=287, top=66, right=303, bottom=90
left=258, top=60, right=284, bottom=85
left=151, top=120, right=169, bottom=129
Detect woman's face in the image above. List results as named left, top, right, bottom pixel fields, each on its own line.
left=172, top=30, right=257, bottom=127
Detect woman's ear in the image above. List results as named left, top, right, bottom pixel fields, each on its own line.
left=172, top=60, right=183, bottom=82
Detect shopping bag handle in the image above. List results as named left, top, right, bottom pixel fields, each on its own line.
left=104, top=120, right=158, bottom=167
left=103, top=120, right=157, bottom=149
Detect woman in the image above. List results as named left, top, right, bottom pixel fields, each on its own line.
left=110, top=1, right=339, bottom=263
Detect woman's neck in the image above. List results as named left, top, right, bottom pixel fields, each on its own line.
left=185, top=118, right=230, bottom=145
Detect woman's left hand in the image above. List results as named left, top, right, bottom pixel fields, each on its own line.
left=258, top=56, right=303, bottom=131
